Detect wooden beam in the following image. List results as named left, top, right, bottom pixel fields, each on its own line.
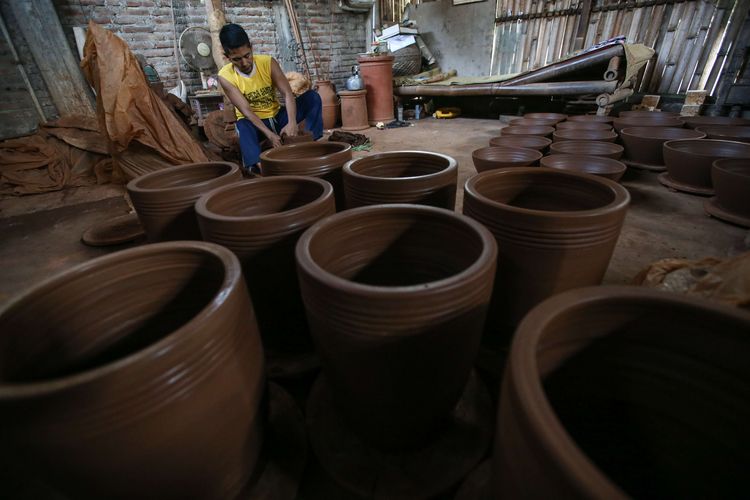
left=204, top=0, right=228, bottom=70
left=573, top=0, right=591, bottom=51
left=9, top=0, right=95, bottom=118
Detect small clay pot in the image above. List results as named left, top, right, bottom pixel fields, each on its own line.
left=663, top=139, right=750, bottom=192
left=613, top=116, right=684, bottom=133
left=489, top=135, right=551, bottom=151
left=553, top=129, right=617, bottom=142
left=566, top=114, right=614, bottom=123
left=540, top=154, right=626, bottom=181
left=126, top=162, right=242, bottom=242
left=494, top=286, right=750, bottom=499
left=472, top=146, right=543, bottom=172
left=620, top=127, right=706, bottom=166
left=524, top=112, right=567, bottom=123
left=259, top=142, right=352, bottom=211
left=502, top=125, right=555, bottom=138
left=556, top=121, right=613, bottom=131
left=195, top=177, right=335, bottom=356
left=549, top=140, right=624, bottom=159
left=463, top=167, right=629, bottom=338
left=510, top=117, right=559, bottom=127
left=295, top=204, right=497, bottom=450
left=342, top=151, right=458, bottom=209
left=712, top=159, right=750, bottom=217
left=695, top=126, right=750, bottom=143
left=0, top=242, right=265, bottom=499
left=618, top=110, right=681, bottom=118
left=682, top=116, right=750, bottom=129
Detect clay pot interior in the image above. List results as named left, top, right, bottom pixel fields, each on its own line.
left=619, top=127, right=706, bottom=165
left=472, top=146, right=542, bottom=172
left=524, top=112, right=567, bottom=123
left=682, top=116, right=750, bottom=129
left=540, top=154, right=626, bottom=181
left=346, top=151, right=453, bottom=179
left=510, top=118, right=558, bottom=127
left=664, top=139, right=750, bottom=189
left=498, top=287, right=750, bottom=499
left=696, top=126, right=750, bottom=143
left=260, top=141, right=350, bottom=163
left=556, top=121, right=613, bottom=131
left=502, top=125, right=555, bottom=137
left=712, top=158, right=750, bottom=215
left=613, top=116, right=684, bottom=133
left=133, top=162, right=235, bottom=190
left=553, top=129, right=617, bottom=142
left=489, top=135, right=552, bottom=151
left=548, top=140, right=624, bottom=159
left=566, top=115, right=614, bottom=123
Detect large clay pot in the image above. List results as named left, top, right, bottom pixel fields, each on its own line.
left=553, top=128, right=617, bottom=142
left=618, top=110, right=681, bottom=118
left=0, top=241, right=265, bottom=499
left=126, top=162, right=242, bottom=242
left=296, top=204, right=497, bottom=449
left=342, top=151, right=458, bottom=209
left=357, top=54, right=395, bottom=124
left=195, top=177, right=335, bottom=357
left=260, top=141, right=352, bottom=211
left=494, top=286, right=750, bottom=499
left=489, top=135, right=551, bottom=151
left=556, top=121, right=613, bottom=131
left=696, top=125, right=750, bottom=143
left=682, top=115, right=750, bottom=129
left=502, top=125, right=555, bottom=138
left=711, top=159, right=750, bottom=218
left=567, top=114, right=614, bottom=123
left=549, top=140, right=623, bottom=159
left=620, top=126, right=706, bottom=165
left=339, top=89, right=369, bottom=131
left=662, top=139, right=750, bottom=193
left=540, top=154, right=626, bottom=181
left=463, top=167, right=629, bottom=338
left=315, top=80, right=339, bottom=130
left=509, top=117, right=558, bottom=127
left=524, top=112, right=567, bottom=123
left=472, top=146, right=542, bottom=172
left=613, top=115, right=684, bottom=133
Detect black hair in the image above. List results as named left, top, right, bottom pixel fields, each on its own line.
left=219, top=24, right=251, bottom=53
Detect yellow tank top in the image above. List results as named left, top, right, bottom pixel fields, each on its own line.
left=218, top=55, right=281, bottom=119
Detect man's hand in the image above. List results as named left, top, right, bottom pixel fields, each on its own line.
left=268, top=133, right=283, bottom=148
left=280, top=121, right=298, bottom=138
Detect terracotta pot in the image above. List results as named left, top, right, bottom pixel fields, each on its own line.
left=196, top=177, right=335, bottom=356
left=712, top=158, right=750, bottom=217
left=566, top=114, right=614, bottom=123
left=695, top=125, right=750, bottom=143
left=0, top=241, right=265, bottom=499
left=489, top=135, right=551, bottom=151
left=296, top=204, right=497, bottom=449
left=126, top=162, right=242, bottom=242
left=613, top=115, right=684, bottom=133
left=620, top=126, right=706, bottom=165
left=502, top=125, right=555, bottom=138
left=342, top=151, right=458, bottom=209
left=618, top=110, right=681, bottom=118
left=556, top=121, right=613, bottom=131
left=315, top=80, right=339, bottom=130
left=259, top=141, right=352, bottom=211
left=463, top=167, right=629, bottom=336
left=682, top=115, right=750, bottom=129
left=553, top=129, right=617, bottom=142
left=549, top=140, right=624, bottom=159
left=524, top=112, right=567, bottom=123
left=494, top=286, right=750, bottom=499
left=357, top=54, right=395, bottom=124
left=472, top=146, right=542, bottom=172
left=540, top=154, right=626, bottom=181
left=509, top=117, right=558, bottom=127
left=663, top=139, right=750, bottom=192
left=339, top=89, right=369, bottom=131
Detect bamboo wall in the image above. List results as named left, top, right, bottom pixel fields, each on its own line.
left=491, top=0, right=750, bottom=95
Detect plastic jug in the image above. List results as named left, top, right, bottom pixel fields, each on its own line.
left=346, top=66, right=365, bottom=91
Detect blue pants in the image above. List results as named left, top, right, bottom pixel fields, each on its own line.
left=236, top=90, right=323, bottom=168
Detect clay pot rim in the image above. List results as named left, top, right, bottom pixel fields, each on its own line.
left=524, top=112, right=568, bottom=122
left=503, top=125, right=556, bottom=135
left=464, top=167, right=630, bottom=218
left=342, top=151, right=457, bottom=181
left=663, top=138, right=750, bottom=157
left=696, top=125, right=750, bottom=137
left=508, top=285, right=750, bottom=498
left=540, top=155, right=627, bottom=175
left=489, top=136, right=552, bottom=148
left=195, top=176, right=333, bottom=223
left=549, top=141, right=623, bottom=153
left=259, top=141, right=352, bottom=163
left=713, top=158, right=750, bottom=174
left=0, top=241, right=241, bottom=396
left=472, top=146, right=544, bottom=161
left=553, top=129, right=617, bottom=139
left=613, top=116, right=684, bottom=125
left=620, top=127, right=706, bottom=140
left=126, top=162, right=239, bottom=194
left=295, top=204, right=496, bottom=297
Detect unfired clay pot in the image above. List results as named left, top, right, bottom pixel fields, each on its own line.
left=260, top=141, right=352, bottom=211
left=489, top=135, right=551, bottom=151
left=682, top=116, right=750, bottom=129
left=315, top=80, right=339, bottom=130
left=502, top=125, right=555, bottom=138
left=553, top=129, right=617, bottom=142
left=662, top=139, right=750, bottom=194
left=463, top=168, right=629, bottom=339
left=709, top=158, right=750, bottom=224
left=509, top=117, right=558, bottom=127
left=126, top=162, right=242, bottom=242
left=342, top=151, right=458, bottom=209
left=472, top=146, right=543, bottom=172
left=567, top=114, right=614, bottom=123
left=295, top=204, right=497, bottom=449
left=620, top=126, right=706, bottom=166
left=494, top=286, right=750, bottom=499
left=695, top=126, right=750, bottom=143
left=556, top=121, right=613, bottom=131
left=618, top=110, right=681, bottom=118
left=195, top=177, right=335, bottom=357
left=524, top=112, right=567, bottom=123
left=540, top=154, right=626, bottom=181
left=357, top=54, right=395, bottom=124
left=549, top=140, right=624, bottom=159
left=613, top=115, right=684, bottom=133
left=0, top=242, right=265, bottom=499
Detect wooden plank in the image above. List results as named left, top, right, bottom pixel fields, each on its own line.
left=690, top=2, right=728, bottom=90
left=705, top=0, right=750, bottom=92
left=668, top=0, right=710, bottom=93
left=9, top=0, right=95, bottom=117
left=660, top=1, right=696, bottom=93
left=627, top=7, right=643, bottom=43
left=648, top=2, right=683, bottom=93
left=574, top=0, right=592, bottom=50
left=636, top=3, right=666, bottom=91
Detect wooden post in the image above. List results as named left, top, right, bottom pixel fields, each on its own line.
left=573, top=0, right=592, bottom=52
left=204, top=0, right=227, bottom=70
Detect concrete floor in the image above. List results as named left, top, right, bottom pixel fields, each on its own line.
left=1, top=116, right=748, bottom=308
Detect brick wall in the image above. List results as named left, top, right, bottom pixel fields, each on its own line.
left=53, top=0, right=368, bottom=92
